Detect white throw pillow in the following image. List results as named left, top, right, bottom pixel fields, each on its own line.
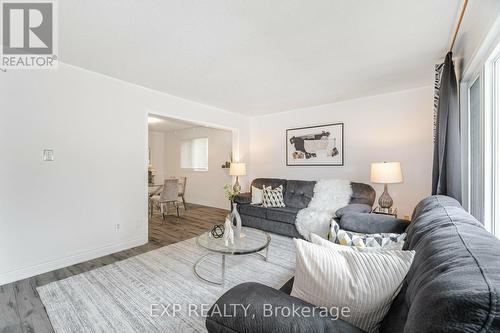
left=311, top=233, right=404, bottom=251
left=291, top=238, right=414, bottom=333
left=251, top=186, right=263, bottom=205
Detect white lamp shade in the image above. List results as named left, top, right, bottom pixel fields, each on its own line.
left=229, top=162, right=246, bottom=176
left=371, top=162, right=403, bottom=184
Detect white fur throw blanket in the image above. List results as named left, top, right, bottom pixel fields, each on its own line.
left=296, top=179, right=352, bottom=240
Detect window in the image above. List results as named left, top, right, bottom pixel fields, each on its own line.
left=180, top=137, right=208, bottom=171
left=468, top=76, right=484, bottom=223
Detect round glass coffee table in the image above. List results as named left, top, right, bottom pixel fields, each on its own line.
left=194, top=227, right=271, bottom=286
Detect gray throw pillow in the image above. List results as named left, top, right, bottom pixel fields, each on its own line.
left=335, top=204, right=372, bottom=218
left=340, top=213, right=409, bottom=234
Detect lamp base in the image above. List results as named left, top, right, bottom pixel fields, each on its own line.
left=233, top=176, right=241, bottom=193
left=378, top=184, right=393, bottom=209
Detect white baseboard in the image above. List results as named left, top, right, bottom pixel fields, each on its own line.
left=0, top=236, right=148, bottom=286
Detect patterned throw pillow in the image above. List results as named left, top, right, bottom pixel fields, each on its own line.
left=262, top=185, right=286, bottom=208
left=329, top=219, right=406, bottom=248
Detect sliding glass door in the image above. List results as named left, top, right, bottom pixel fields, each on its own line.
left=468, top=75, right=484, bottom=224
left=491, top=54, right=500, bottom=238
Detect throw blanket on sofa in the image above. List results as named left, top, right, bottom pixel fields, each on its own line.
left=296, top=179, right=352, bottom=240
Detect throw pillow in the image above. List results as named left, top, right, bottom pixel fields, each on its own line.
left=329, top=219, right=406, bottom=248
left=251, top=186, right=263, bottom=205
left=339, top=212, right=408, bottom=234
left=335, top=203, right=372, bottom=218
left=311, top=233, right=404, bottom=251
left=291, top=239, right=415, bottom=333
left=262, top=185, right=285, bottom=208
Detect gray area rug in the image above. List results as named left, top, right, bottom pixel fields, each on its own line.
left=37, top=234, right=295, bottom=332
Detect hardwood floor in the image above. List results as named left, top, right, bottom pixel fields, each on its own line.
left=0, top=203, right=228, bottom=333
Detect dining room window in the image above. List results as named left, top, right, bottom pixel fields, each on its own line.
left=180, top=137, right=208, bottom=171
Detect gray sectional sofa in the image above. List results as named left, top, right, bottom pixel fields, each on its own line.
left=206, top=195, right=500, bottom=332
left=234, top=178, right=377, bottom=238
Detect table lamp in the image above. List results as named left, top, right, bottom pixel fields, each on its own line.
left=370, top=162, right=403, bottom=209
left=230, top=162, right=246, bottom=192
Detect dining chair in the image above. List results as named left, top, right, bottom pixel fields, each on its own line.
left=150, top=179, right=181, bottom=219
left=178, top=177, right=187, bottom=210
left=148, top=184, right=163, bottom=217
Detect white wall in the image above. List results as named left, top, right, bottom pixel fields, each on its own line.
left=160, top=127, right=232, bottom=209
left=454, top=0, right=500, bottom=78
left=0, top=62, right=250, bottom=285
left=248, top=86, right=434, bottom=217
left=148, top=131, right=165, bottom=183
left=453, top=1, right=500, bottom=211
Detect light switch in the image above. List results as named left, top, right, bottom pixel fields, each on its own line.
left=43, top=149, right=54, bottom=161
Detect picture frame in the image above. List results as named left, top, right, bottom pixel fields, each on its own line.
left=286, top=123, right=344, bottom=166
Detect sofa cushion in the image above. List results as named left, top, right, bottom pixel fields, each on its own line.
left=241, top=214, right=302, bottom=238
left=283, top=180, right=315, bottom=209
left=234, top=192, right=251, bottom=205
left=239, top=204, right=266, bottom=219
left=381, top=195, right=500, bottom=333
left=335, top=203, right=372, bottom=218
left=265, top=207, right=300, bottom=224
left=206, top=282, right=365, bottom=333
left=350, top=182, right=376, bottom=206
left=251, top=178, right=287, bottom=193
left=339, top=213, right=409, bottom=234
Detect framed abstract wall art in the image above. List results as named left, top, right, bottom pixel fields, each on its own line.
left=286, top=123, right=344, bottom=166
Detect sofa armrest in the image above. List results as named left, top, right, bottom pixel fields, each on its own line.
left=339, top=212, right=409, bottom=234
left=234, top=193, right=251, bottom=205
left=206, top=282, right=365, bottom=333
left=335, top=204, right=372, bottom=218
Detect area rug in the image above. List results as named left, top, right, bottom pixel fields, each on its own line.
left=37, top=234, right=295, bottom=333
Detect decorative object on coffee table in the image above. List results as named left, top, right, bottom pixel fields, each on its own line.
left=371, top=161, right=403, bottom=210
left=229, top=162, right=246, bottom=192
left=223, top=217, right=234, bottom=246
left=210, top=224, right=224, bottom=238
left=230, top=203, right=242, bottom=239
left=223, top=184, right=243, bottom=237
left=286, top=123, right=344, bottom=166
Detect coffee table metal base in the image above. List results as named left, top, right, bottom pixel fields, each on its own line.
left=193, top=248, right=269, bottom=286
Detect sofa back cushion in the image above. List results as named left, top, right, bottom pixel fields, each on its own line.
left=350, top=182, right=376, bottom=206
left=283, top=180, right=316, bottom=209
left=250, top=178, right=375, bottom=209
left=381, top=195, right=500, bottom=333
left=250, top=178, right=287, bottom=194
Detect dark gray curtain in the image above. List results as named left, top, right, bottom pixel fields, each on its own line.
left=432, top=52, right=461, bottom=202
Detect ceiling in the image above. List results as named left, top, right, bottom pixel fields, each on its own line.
left=148, top=115, right=199, bottom=133
left=59, top=0, right=462, bottom=116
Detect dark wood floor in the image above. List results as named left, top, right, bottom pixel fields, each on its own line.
left=0, top=203, right=228, bottom=333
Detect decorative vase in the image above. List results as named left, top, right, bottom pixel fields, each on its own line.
left=223, top=217, right=234, bottom=246
left=231, top=202, right=242, bottom=239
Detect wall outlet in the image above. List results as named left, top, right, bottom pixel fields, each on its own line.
left=43, top=149, right=54, bottom=161
left=115, top=223, right=120, bottom=231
